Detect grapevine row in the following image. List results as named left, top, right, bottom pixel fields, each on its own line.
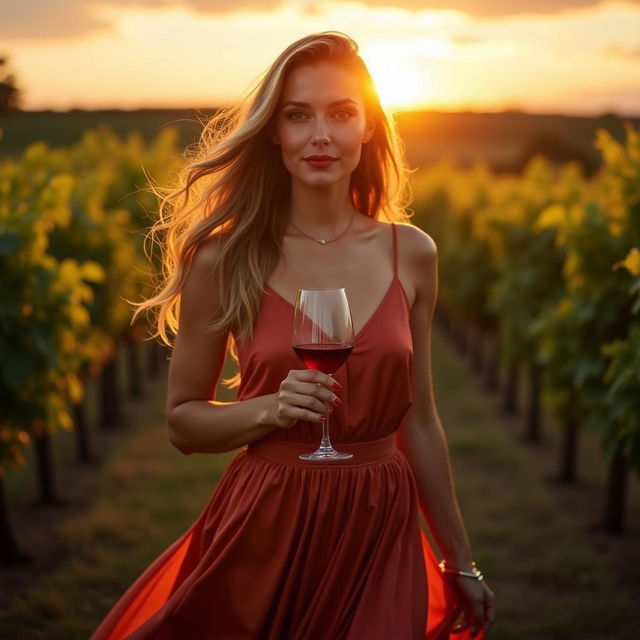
left=0, top=126, right=182, bottom=563
left=411, top=123, right=640, bottom=532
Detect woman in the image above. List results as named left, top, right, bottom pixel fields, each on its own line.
left=92, top=31, right=494, bottom=640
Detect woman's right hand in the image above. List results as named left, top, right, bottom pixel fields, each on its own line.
left=269, top=369, right=342, bottom=429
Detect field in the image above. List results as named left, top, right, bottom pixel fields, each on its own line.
left=2, top=108, right=639, bottom=174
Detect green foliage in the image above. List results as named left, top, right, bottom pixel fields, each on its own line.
left=599, top=324, right=640, bottom=464
left=412, top=161, right=499, bottom=327
left=0, top=156, right=101, bottom=471
left=412, top=124, right=640, bottom=476
left=0, top=126, right=181, bottom=474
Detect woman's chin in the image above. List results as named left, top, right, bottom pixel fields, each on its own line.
left=294, top=173, right=351, bottom=190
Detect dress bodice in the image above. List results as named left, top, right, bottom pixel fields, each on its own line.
left=233, top=222, right=413, bottom=443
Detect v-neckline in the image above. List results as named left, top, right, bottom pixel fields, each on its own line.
left=264, top=277, right=399, bottom=343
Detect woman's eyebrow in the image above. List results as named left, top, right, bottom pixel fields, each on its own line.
left=280, top=98, right=358, bottom=109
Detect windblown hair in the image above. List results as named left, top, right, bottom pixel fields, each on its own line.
left=132, top=31, right=413, bottom=386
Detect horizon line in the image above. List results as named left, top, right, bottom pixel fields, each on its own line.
left=6, top=106, right=640, bottom=120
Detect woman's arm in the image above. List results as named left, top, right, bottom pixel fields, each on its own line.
left=166, top=237, right=338, bottom=455
left=396, top=225, right=474, bottom=570
left=398, top=225, right=493, bottom=640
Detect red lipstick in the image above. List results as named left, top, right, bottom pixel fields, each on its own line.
left=303, top=155, right=337, bottom=169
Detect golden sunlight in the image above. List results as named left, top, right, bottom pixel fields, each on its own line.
left=362, top=48, right=424, bottom=110
left=361, top=39, right=451, bottom=111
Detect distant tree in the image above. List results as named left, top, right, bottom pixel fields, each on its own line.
left=0, top=56, right=21, bottom=116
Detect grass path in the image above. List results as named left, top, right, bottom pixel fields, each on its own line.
left=431, top=329, right=640, bottom=640
left=1, top=329, right=639, bottom=639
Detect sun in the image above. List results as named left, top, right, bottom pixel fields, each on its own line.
left=360, top=44, right=425, bottom=110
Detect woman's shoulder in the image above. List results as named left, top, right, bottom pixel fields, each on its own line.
left=392, top=223, right=437, bottom=309
left=185, top=233, right=232, bottom=296
left=190, top=232, right=231, bottom=273
left=394, top=221, right=437, bottom=266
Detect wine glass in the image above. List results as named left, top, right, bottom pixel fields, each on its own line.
left=292, top=287, right=354, bottom=461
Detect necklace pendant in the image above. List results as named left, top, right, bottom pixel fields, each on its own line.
left=318, top=239, right=328, bottom=245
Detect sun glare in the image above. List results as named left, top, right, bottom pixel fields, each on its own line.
left=361, top=40, right=449, bottom=111
left=367, top=60, right=424, bottom=111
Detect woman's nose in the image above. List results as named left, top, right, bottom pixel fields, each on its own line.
left=310, top=120, right=331, bottom=146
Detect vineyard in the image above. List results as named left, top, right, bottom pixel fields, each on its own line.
left=0, top=125, right=183, bottom=563
left=0, top=120, right=639, bottom=636
left=409, top=124, right=640, bottom=533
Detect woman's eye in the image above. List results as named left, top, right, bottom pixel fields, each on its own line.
left=284, top=110, right=353, bottom=121
left=285, top=111, right=307, bottom=120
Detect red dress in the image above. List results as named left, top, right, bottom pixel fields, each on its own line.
left=91, top=222, right=484, bottom=640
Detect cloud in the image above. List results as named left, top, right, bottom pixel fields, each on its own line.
left=602, top=43, right=640, bottom=59
left=104, top=0, right=640, bottom=18
left=0, top=0, right=282, bottom=40
left=360, top=0, right=620, bottom=17
left=2, top=0, right=640, bottom=40
left=1, top=0, right=113, bottom=39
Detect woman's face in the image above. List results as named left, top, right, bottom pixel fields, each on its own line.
left=271, top=60, right=374, bottom=189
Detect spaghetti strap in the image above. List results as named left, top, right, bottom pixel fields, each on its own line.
left=391, top=222, right=398, bottom=278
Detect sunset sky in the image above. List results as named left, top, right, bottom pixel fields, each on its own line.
left=2, top=0, right=640, bottom=114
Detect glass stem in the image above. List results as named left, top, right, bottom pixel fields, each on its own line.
left=320, top=410, right=332, bottom=450
left=319, top=374, right=333, bottom=451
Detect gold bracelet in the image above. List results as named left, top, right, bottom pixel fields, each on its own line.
left=438, top=559, right=484, bottom=581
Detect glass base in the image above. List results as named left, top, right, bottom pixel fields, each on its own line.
left=299, top=447, right=354, bottom=461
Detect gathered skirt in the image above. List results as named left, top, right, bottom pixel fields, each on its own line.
left=91, top=435, right=482, bottom=640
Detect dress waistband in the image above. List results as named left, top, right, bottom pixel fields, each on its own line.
left=245, top=434, right=398, bottom=467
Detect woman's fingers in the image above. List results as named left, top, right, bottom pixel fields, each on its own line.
left=471, top=595, right=485, bottom=636
left=294, top=381, right=340, bottom=409
left=446, top=578, right=496, bottom=638
left=448, top=577, right=494, bottom=638
left=293, top=368, right=341, bottom=393
left=275, top=390, right=326, bottom=424
left=470, top=582, right=495, bottom=637
left=450, top=609, right=468, bottom=634
left=482, top=582, right=495, bottom=628
left=289, top=391, right=334, bottom=416
left=275, top=370, right=342, bottom=426
left=451, top=621, right=469, bottom=633
left=285, top=371, right=341, bottom=408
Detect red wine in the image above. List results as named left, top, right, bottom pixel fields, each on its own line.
left=293, top=343, right=353, bottom=374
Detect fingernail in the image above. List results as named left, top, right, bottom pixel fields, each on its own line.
left=335, top=397, right=342, bottom=406
left=333, top=381, right=342, bottom=391
left=319, top=415, right=326, bottom=421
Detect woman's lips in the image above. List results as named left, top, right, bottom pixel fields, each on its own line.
left=303, top=157, right=337, bottom=169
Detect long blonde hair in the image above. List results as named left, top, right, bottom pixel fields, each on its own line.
left=132, top=31, right=413, bottom=382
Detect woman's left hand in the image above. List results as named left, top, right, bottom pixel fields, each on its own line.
left=449, top=575, right=495, bottom=638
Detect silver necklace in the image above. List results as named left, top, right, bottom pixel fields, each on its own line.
left=289, top=210, right=356, bottom=245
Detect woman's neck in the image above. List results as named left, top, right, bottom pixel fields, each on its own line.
left=288, top=180, right=355, bottom=233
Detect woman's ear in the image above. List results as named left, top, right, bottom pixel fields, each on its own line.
left=363, top=118, right=375, bottom=144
